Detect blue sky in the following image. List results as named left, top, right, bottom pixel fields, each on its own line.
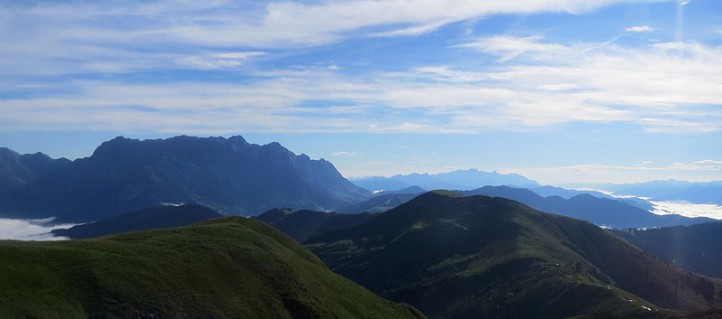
left=1, top=0, right=721, bottom=184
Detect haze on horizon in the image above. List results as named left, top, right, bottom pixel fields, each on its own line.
left=1, top=0, right=721, bottom=185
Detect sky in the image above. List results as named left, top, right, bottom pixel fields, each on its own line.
left=1, top=0, right=721, bottom=185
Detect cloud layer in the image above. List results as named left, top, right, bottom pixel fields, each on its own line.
left=0, top=218, right=76, bottom=241
left=3, top=36, right=720, bottom=134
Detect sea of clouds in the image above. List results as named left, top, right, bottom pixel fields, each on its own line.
left=651, top=201, right=722, bottom=220
left=0, top=217, right=79, bottom=241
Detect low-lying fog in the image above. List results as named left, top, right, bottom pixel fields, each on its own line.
left=0, top=217, right=78, bottom=241
left=651, top=201, right=722, bottom=220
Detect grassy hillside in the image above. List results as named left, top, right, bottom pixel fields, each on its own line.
left=307, top=191, right=722, bottom=319
left=0, top=217, right=424, bottom=319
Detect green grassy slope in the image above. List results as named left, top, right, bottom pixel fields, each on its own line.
left=307, top=191, right=722, bottom=319
left=0, top=217, right=424, bottom=319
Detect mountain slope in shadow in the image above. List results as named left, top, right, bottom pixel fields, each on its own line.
left=308, top=191, right=722, bottom=319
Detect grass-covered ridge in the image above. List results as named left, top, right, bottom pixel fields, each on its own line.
left=0, top=217, right=424, bottom=319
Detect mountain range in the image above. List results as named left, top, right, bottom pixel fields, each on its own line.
left=0, top=147, right=70, bottom=194
left=341, top=185, right=709, bottom=229
left=463, top=186, right=712, bottom=229
left=584, top=180, right=722, bottom=205
left=0, top=217, right=424, bottom=318
left=0, top=136, right=370, bottom=222
left=351, top=169, right=539, bottom=192
left=307, top=191, right=722, bottom=318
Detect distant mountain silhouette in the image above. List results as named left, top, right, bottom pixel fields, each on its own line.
left=464, top=186, right=712, bottom=229
left=615, top=222, right=722, bottom=279
left=352, top=169, right=538, bottom=192
left=51, top=204, right=223, bottom=239
left=254, top=208, right=377, bottom=242
left=656, top=184, right=722, bottom=205
left=308, top=191, right=722, bottom=318
left=0, top=148, right=70, bottom=194
left=531, top=185, right=614, bottom=199
left=598, top=180, right=722, bottom=205
left=0, top=136, right=370, bottom=222
left=531, top=185, right=654, bottom=211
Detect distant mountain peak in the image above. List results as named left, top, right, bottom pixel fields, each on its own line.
left=353, top=168, right=539, bottom=192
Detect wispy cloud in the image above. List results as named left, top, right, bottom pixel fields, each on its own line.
left=694, top=159, right=722, bottom=166
left=332, top=151, right=359, bottom=157
left=625, top=25, right=654, bottom=32
left=2, top=36, right=721, bottom=135
left=0, top=0, right=665, bottom=75
left=453, top=36, right=566, bottom=62
left=176, top=52, right=266, bottom=70
left=1, top=0, right=719, bottom=137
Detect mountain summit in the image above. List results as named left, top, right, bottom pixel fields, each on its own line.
left=0, top=136, right=370, bottom=222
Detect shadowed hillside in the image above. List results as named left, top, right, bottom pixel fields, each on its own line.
left=615, top=222, right=722, bottom=279
left=255, top=208, right=378, bottom=242
left=308, top=192, right=722, bottom=319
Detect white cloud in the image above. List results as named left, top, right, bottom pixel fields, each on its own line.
left=651, top=201, right=722, bottom=219
left=693, top=160, right=722, bottom=169
left=0, top=218, right=78, bottom=241
left=2, top=37, right=722, bottom=135
left=0, top=0, right=666, bottom=75
left=454, top=36, right=567, bottom=62
left=1, top=0, right=720, bottom=136
left=453, top=37, right=722, bottom=132
left=332, top=151, right=359, bottom=157
left=372, top=20, right=453, bottom=37
left=176, top=51, right=265, bottom=70
left=625, top=25, right=654, bottom=32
